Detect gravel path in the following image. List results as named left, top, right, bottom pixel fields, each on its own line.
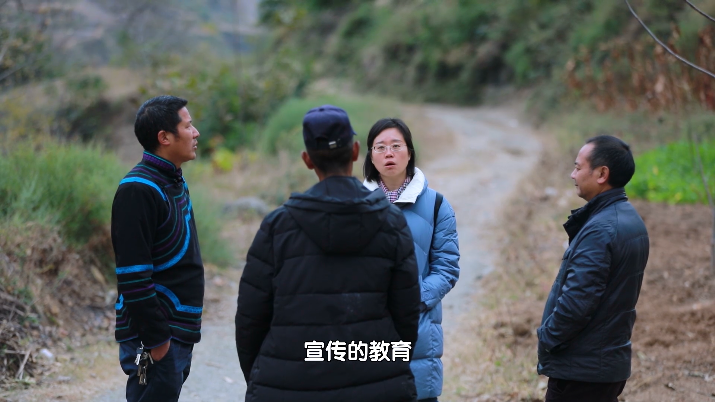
left=420, top=105, right=541, bottom=331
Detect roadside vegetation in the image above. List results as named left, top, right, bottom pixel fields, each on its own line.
left=547, top=106, right=715, bottom=201
left=629, top=139, right=715, bottom=204
left=258, top=93, right=399, bottom=154
left=260, top=0, right=715, bottom=107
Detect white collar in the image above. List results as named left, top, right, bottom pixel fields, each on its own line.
left=363, top=167, right=426, bottom=204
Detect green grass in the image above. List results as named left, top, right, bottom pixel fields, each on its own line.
left=549, top=106, right=715, bottom=205
left=0, top=142, right=233, bottom=269
left=258, top=94, right=399, bottom=155
left=182, top=162, right=235, bottom=267
left=551, top=106, right=715, bottom=153
left=627, top=140, right=715, bottom=204
left=0, top=143, right=125, bottom=245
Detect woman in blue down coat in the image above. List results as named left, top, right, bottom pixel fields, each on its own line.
left=363, top=118, right=460, bottom=402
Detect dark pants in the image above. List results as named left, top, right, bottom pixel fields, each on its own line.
left=418, top=399, right=438, bottom=402
left=545, top=378, right=627, bottom=402
left=119, top=338, right=194, bottom=402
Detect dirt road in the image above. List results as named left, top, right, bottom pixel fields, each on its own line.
left=419, top=105, right=541, bottom=332
left=52, top=103, right=541, bottom=402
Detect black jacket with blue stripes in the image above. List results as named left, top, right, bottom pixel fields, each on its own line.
left=111, top=151, right=204, bottom=348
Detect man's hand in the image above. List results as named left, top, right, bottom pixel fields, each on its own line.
left=151, top=340, right=171, bottom=361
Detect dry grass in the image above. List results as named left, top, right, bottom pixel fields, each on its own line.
left=201, top=149, right=317, bottom=206
left=0, top=222, right=115, bottom=391
left=0, top=339, right=123, bottom=402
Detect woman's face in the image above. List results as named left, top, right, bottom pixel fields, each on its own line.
left=371, top=128, right=411, bottom=180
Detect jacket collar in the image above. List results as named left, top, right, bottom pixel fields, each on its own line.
left=564, top=187, right=628, bottom=242
left=286, top=176, right=390, bottom=214
left=363, top=167, right=427, bottom=204
left=142, top=151, right=183, bottom=181
left=284, top=176, right=392, bottom=254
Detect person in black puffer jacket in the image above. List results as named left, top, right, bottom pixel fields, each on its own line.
left=235, top=105, right=421, bottom=402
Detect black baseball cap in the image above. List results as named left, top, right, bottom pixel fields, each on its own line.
left=302, top=105, right=357, bottom=150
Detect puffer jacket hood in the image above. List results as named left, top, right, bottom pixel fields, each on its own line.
left=285, top=176, right=391, bottom=254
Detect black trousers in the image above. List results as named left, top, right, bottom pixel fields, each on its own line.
left=545, top=378, right=627, bottom=402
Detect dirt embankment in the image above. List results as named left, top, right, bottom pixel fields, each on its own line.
left=0, top=223, right=115, bottom=394
left=627, top=201, right=715, bottom=402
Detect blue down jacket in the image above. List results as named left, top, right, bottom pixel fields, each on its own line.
left=365, top=167, right=460, bottom=399
left=538, top=188, right=649, bottom=383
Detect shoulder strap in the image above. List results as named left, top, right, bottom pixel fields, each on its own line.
left=433, top=192, right=443, bottom=231
left=429, top=192, right=444, bottom=253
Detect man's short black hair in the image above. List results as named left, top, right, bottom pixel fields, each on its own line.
left=307, top=140, right=354, bottom=175
left=585, top=135, right=636, bottom=188
left=134, top=95, right=188, bottom=153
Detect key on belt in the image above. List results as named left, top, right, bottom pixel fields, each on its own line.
left=135, top=342, right=154, bottom=385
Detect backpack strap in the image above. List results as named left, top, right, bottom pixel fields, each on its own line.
left=427, top=191, right=444, bottom=268
left=431, top=192, right=443, bottom=246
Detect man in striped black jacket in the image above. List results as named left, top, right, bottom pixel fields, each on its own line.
left=111, top=95, right=203, bottom=402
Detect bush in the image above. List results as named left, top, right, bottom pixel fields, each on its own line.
left=0, top=143, right=233, bottom=267
left=0, top=143, right=125, bottom=245
left=627, top=140, right=715, bottom=204
left=258, top=94, right=399, bottom=155
left=140, top=45, right=305, bottom=155
left=261, top=0, right=712, bottom=112
left=182, top=162, right=235, bottom=267
left=548, top=107, right=715, bottom=205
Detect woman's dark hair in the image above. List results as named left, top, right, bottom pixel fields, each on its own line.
left=363, top=118, right=416, bottom=183
left=134, top=95, right=188, bottom=153
left=585, top=135, right=636, bottom=188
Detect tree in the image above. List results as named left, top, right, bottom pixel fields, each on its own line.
left=690, top=130, right=715, bottom=275
left=0, top=0, right=57, bottom=88
left=627, top=0, right=715, bottom=275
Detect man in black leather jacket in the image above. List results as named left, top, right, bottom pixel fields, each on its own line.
left=538, top=135, right=650, bottom=402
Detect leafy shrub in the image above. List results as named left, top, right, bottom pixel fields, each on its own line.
left=51, top=74, right=116, bottom=143
left=0, top=143, right=233, bottom=267
left=185, top=183, right=235, bottom=267
left=628, top=140, right=715, bottom=204
left=0, top=143, right=125, bottom=245
left=258, top=94, right=399, bottom=155
left=140, top=45, right=305, bottom=155
left=260, top=0, right=711, bottom=112
left=0, top=3, right=55, bottom=89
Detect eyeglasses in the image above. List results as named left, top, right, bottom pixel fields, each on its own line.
left=371, top=144, right=407, bottom=153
